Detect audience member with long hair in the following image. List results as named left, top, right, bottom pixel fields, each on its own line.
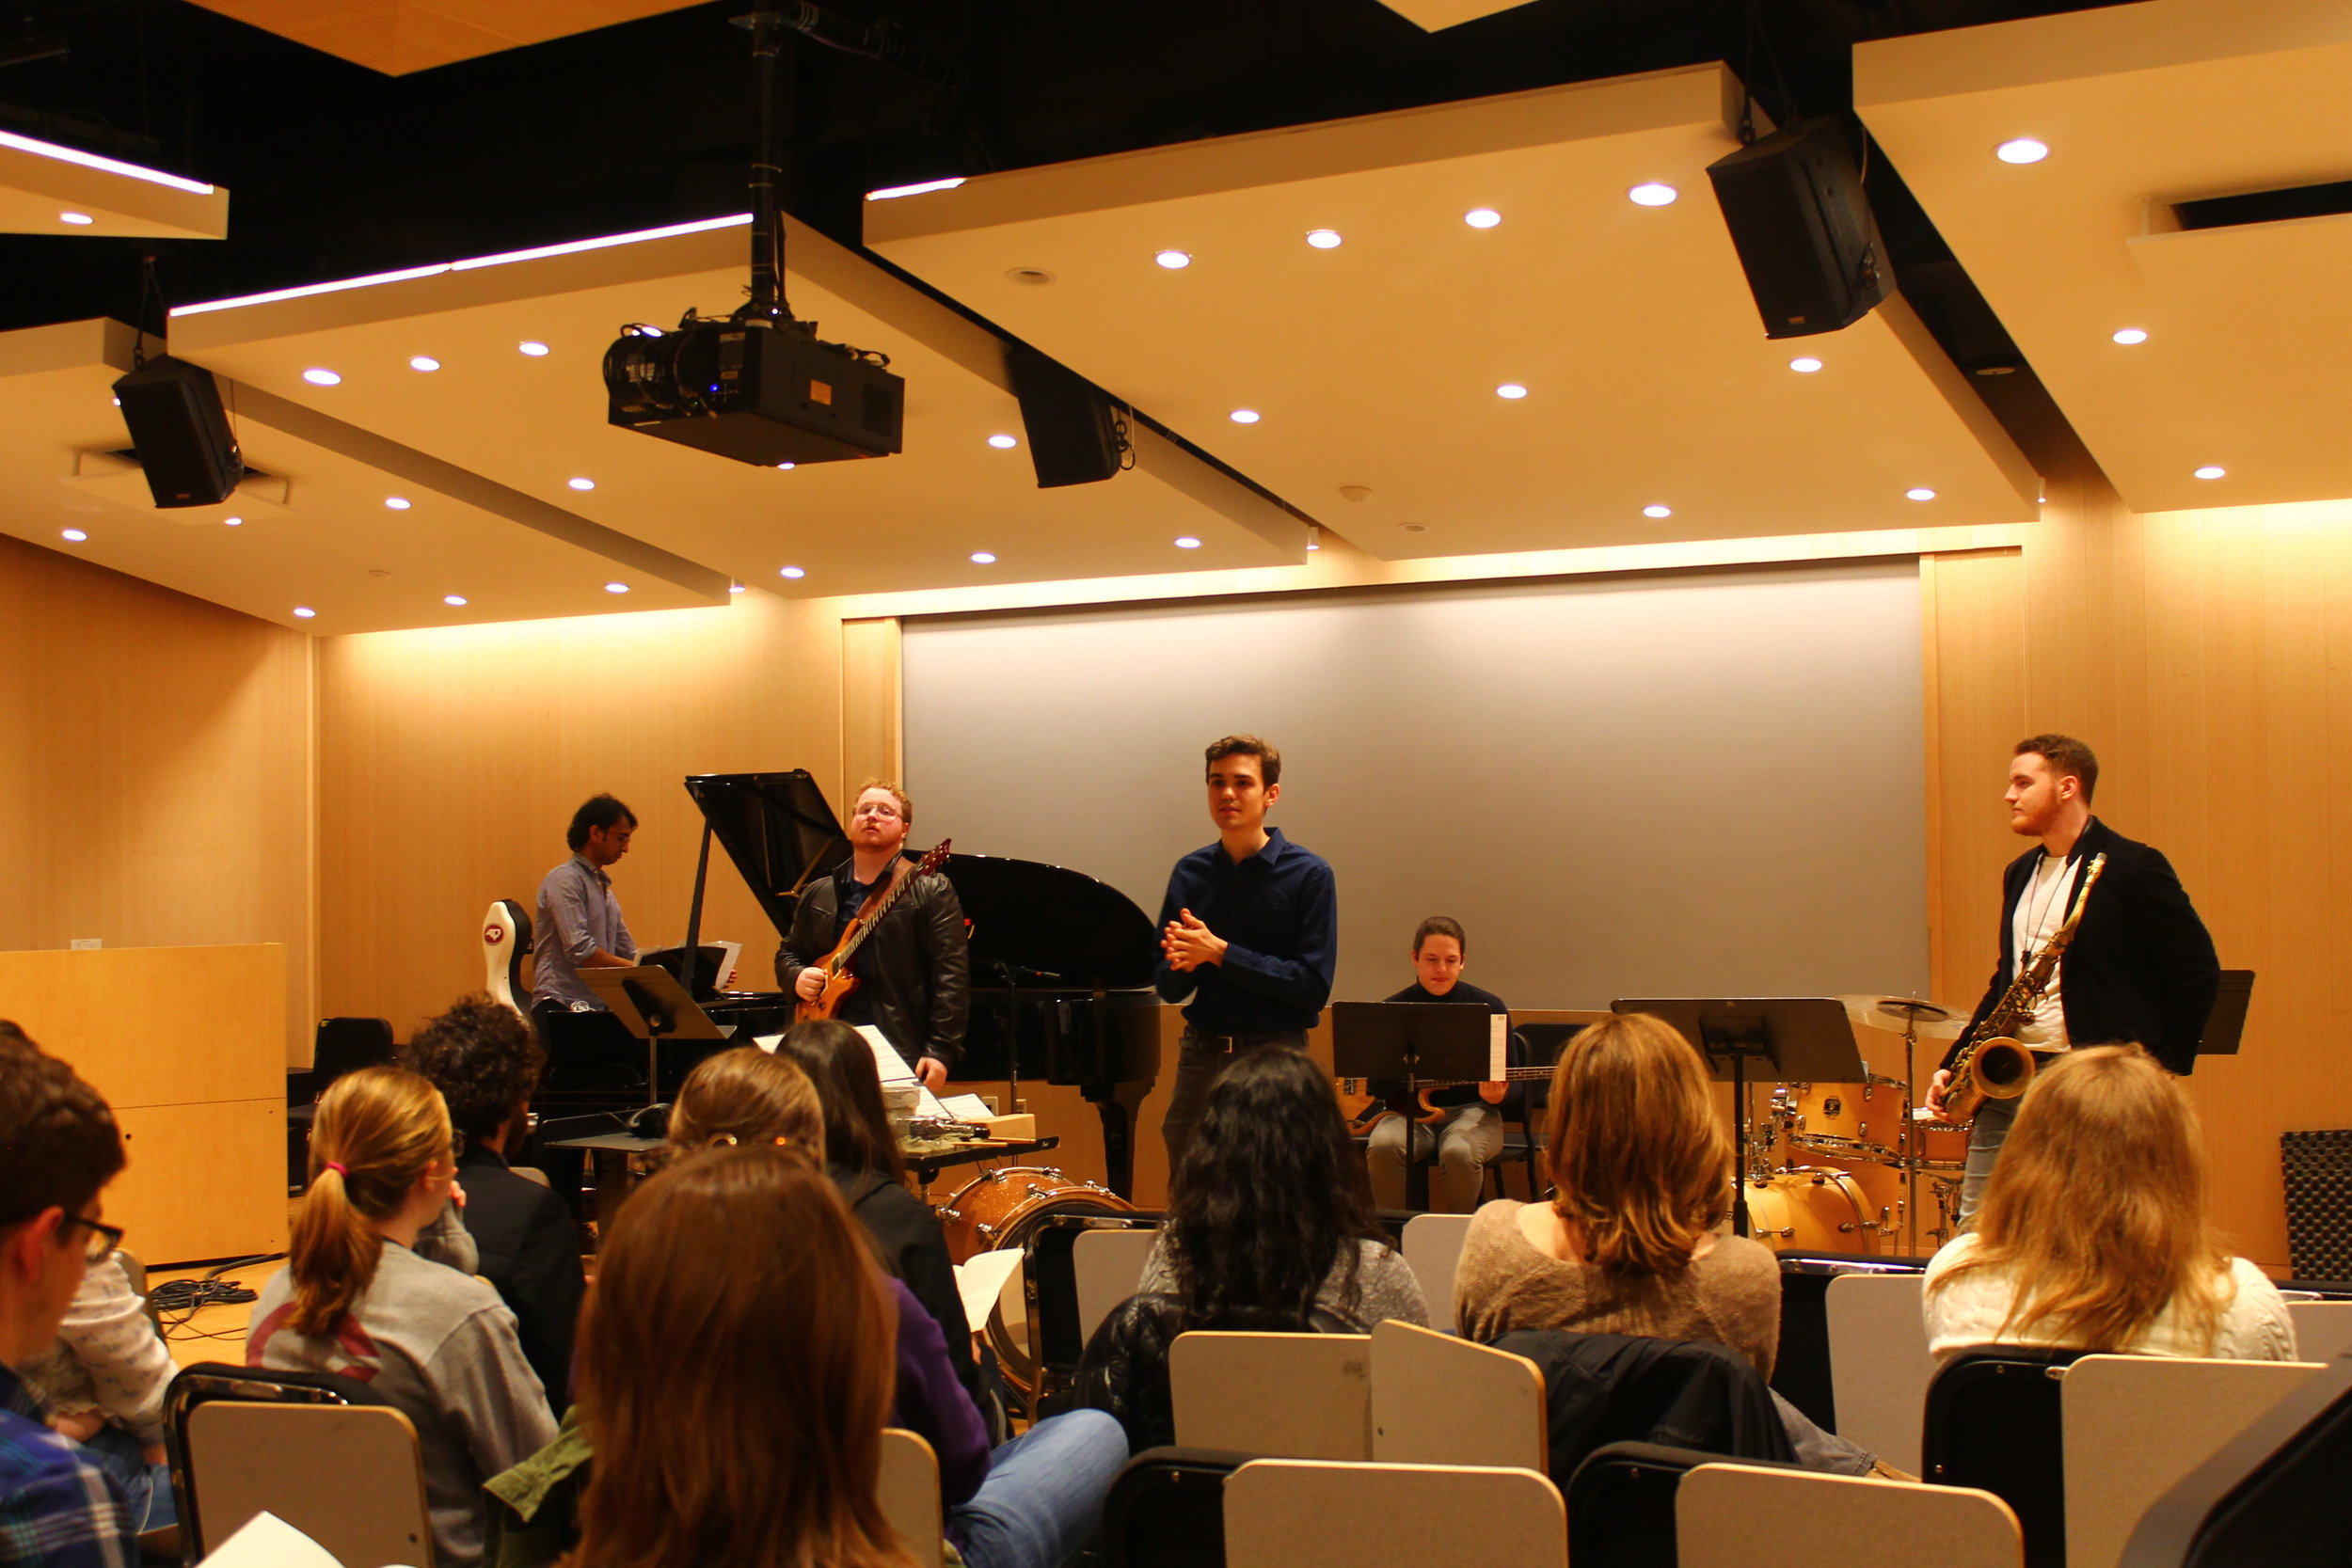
left=1451, top=1011, right=1876, bottom=1473
left=780, top=1019, right=982, bottom=1405
left=248, top=1066, right=556, bottom=1568
left=564, top=1145, right=911, bottom=1568
left=1924, top=1044, right=2294, bottom=1359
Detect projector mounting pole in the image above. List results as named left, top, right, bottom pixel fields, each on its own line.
left=742, top=8, right=793, bottom=326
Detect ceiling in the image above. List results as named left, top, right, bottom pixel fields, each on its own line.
left=870, top=64, right=2040, bottom=562
left=1857, top=0, right=2352, bottom=515
left=1, top=129, right=227, bottom=239
left=1375, top=0, right=1539, bottom=32
left=185, top=0, right=706, bottom=74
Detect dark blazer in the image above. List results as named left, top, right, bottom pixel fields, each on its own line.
left=1490, top=1330, right=1795, bottom=1482
left=834, top=1164, right=984, bottom=1406
left=774, top=851, right=970, bottom=1069
left=455, top=1144, right=586, bottom=1406
left=1947, top=816, right=2219, bottom=1077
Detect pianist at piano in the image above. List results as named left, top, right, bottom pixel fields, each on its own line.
left=776, top=780, right=971, bottom=1091
left=530, top=793, right=644, bottom=1092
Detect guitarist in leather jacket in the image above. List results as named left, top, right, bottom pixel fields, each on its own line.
left=774, top=781, right=970, bottom=1089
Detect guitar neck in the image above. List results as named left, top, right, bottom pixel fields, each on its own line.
left=834, top=843, right=950, bottom=970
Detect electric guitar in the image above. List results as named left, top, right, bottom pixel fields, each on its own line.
left=794, top=839, right=954, bottom=1024
left=1342, top=1066, right=1555, bottom=1127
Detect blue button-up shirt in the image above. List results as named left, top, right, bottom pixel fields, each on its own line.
left=1, top=1363, right=135, bottom=1568
left=1152, top=827, right=1338, bottom=1034
left=532, top=853, right=637, bottom=1008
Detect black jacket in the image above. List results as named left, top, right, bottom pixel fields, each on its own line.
left=775, top=852, right=970, bottom=1069
left=1069, top=1292, right=1353, bottom=1454
left=1489, top=1330, right=1795, bottom=1484
left=1946, top=816, right=2219, bottom=1077
left=834, top=1164, right=984, bottom=1406
left=455, top=1144, right=586, bottom=1407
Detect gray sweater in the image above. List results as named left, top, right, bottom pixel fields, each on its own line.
left=248, top=1239, right=558, bottom=1568
left=1138, top=1235, right=1429, bottom=1330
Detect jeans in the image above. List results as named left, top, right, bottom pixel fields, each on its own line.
left=79, top=1424, right=175, bottom=1532
left=1159, top=1029, right=1310, bottom=1175
left=1958, top=1094, right=2022, bottom=1229
left=951, top=1408, right=1129, bottom=1568
left=1772, top=1389, right=1877, bottom=1476
left=1366, top=1103, right=1503, bottom=1212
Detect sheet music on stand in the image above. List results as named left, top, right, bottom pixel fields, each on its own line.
left=752, top=1022, right=953, bottom=1119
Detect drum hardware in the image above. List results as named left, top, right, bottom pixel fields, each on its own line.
left=936, top=1164, right=1136, bottom=1397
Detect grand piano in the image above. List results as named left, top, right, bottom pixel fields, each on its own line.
left=675, top=769, right=1164, bottom=1196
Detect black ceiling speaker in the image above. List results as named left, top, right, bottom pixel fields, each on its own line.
left=111, top=355, right=245, bottom=507
left=1007, top=344, right=1126, bottom=489
left=1707, top=117, right=1892, bottom=339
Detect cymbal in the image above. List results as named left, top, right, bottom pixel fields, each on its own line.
left=1831, top=994, right=1966, bottom=1040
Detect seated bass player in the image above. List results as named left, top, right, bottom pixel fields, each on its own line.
left=775, top=780, right=969, bottom=1091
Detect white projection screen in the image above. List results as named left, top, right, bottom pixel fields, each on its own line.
left=902, top=561, right=1928, bottom=1009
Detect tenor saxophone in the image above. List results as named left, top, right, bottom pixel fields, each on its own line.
left=1943, top=852, right=2108, bottom=1121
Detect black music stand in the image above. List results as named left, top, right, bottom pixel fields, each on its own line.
left=1332, top=1001, right=1499, bottom=1212
left=581, top=965, right=730, bottom=1109
left=1613, top=998, right=1862, bottom=1240
left=2199, top=970, right=2256, bottom=1057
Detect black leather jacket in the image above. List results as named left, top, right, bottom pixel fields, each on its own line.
left=775, top=854, right=970, bottom=1069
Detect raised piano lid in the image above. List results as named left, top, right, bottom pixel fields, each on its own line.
left=683, top=770, right=851, bottom=938
left=942, top=853, right=1157, bottom=992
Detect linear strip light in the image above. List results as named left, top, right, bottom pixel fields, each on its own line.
left=0, top=128, right=215, bottom=194
left=866, top=177, right=966, bottom=201
left=172, top=214, right=756, bottom=317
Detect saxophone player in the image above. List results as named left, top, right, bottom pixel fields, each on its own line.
left=1926, top=736, right=2219, bottom=1225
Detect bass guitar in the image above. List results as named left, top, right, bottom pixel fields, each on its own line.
left=1343, top=1067, right=1555, bottom=1127
left=794, top=838, right=954, bottom=1024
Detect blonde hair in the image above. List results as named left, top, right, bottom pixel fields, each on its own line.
left=852, top=778, right=913, bottom=827
left=1932, top=1045, right=2228, bottom=1353
left=1541, top=1012, right=1729, bottom=1276
left=289, top=1067, right=453, bottom=1336
left=667, top=1048, right=823, bottom=1155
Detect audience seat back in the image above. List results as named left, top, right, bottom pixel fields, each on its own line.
left=1369, top=1320, right=1546, bottom=1470
left=1825, top=1271, right=1935, bottom=1475
left=1170, top=1331, right=1372, bottom=1460
left=1678, top=1463, right=2023, bottom=1568
left=1223, top=1459, right=1565, bottom=1568
left=1565, top=1440, right=1724, bottom=1568
left=880, top=1427, right=944, bottom=1568
left=183, top=1402, right=432, bottom=1568
left=1923, top=1345, right=2086, bottom=1568
left=2284, top=1301, right=2352, bottom=1362
left=1074, top=1227, right=1165, bottom=1344
left=1400, top=1212, right=1474, bottom=1335
left=2061, top=1354, right=2324, bottom=1568
left=1103, top=1447, right=1253, bottom=1568
left=2118, top=1352, right=2352, bottom=1568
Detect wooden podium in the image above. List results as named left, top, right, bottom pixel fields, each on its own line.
left=0, top=944, right=288, bottom=1264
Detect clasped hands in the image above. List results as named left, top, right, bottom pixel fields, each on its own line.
left=1162, top=908, right=1228, bottom=972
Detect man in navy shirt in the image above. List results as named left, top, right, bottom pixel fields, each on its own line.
left=1154, top=735, right=1338, bottom=1170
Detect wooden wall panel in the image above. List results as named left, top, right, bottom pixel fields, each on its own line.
left=841, top=616, right=905, bottom=792
left=315, top=591, right=844, bottom=1038
left=0, top=535, right=314, bottom=1066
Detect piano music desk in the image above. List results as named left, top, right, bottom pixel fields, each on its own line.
left=543, top=1130, right=1063, bottom=1209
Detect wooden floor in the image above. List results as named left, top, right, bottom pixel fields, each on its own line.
left=150, top=1257, right=287, bottom=1370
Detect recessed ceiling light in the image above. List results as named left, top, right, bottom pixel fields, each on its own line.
left=61, top=528, right=87, bottom=542
left=1305, top=229, right=1343, bottom=249
left=728, top=581, right=746, bottom=594
left=409, top=355, right=441, bottom=372
left=2194, top=466, right=2226, bottom=480
left=568, top=477, right=596, bottom=491
left=1643, top=504, right=1673, bottom=519
left=517, top=341, right=549, bottom=356
left=1995, top=137, right=2049, bottom=165
left=1230, top=409, right=1261, bottom=423
left=303, top=368, right=342, bottom=386
left=780, top=565, right=805, bottom=579
left=59, top=211, right=94, bottom=225
left=775, top=462, right=796, bottom=470
left=1628, top=182, right=1678, bottom=207
left=1496, top=384, right=1528, bottom=399
left=970, top=551, right=997, bottom=564
left=2112, top=328, right=2148, bottom=345
left=1789, top=356, right=1823, bottom=373
left=444, top=594, right=468, bottom=607
left=605, top=581, right=628, bottom=594
left=293, top=607, right=316, bottom=618
left=1907, top=487, right=1937, bottom=501
left=1174, top=536, right=1202, bottom=549
left=988, top=434, right=1018, bottom=449
left=1401, top=522, right=1428, bottom=533
left=1154, top=249, right=1192, bottom=270
left=223, top=515, right=243, bottom=527
left=1464, top=208, right=1502, bottom=229
left=385, top=497, right=411, bottom=510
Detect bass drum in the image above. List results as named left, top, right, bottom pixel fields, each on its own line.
left=936, top=1165, right=1136, bottom=1397
left=1740, top=1168, right=1875, bottom=1254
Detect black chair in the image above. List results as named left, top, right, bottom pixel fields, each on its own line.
left=1922, top=1344, right=2089, bottom=1568
left=1102, top=1446, right=1255, bottom=1568
left=2121, top=1350, right=2352, bottom=1568
left=1566, top=1440, right=1808, bottom=1568
left=1770, top=1250, right=1928, bottom=1434
left=285, top=1017, right=396, bottom=1184
left=1486, top=1022, right=1584, bottom=1200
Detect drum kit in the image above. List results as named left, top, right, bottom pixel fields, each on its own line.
left=938, top=1164, right=1136, bottom=1396
left=1743, top=995, right=1973, bottom=1258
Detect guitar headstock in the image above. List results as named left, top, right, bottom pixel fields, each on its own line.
left=911, top=837, right=953, bottom=878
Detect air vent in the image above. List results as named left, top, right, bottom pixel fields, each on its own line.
left=2175, top=178, right=2352, bottom=231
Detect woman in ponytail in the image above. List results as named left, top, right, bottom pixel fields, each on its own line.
left=248, top=1066, right=556, bottom=1568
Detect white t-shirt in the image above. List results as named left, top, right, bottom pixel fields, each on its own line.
left=1922, top=1231, right=2297, bottom=1362
left=2009, top=851, right=2082, bottom=1046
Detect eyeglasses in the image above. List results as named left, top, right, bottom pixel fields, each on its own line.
left=61, top=1213, right=124, bottom=1264
left=853, top=803, right=904, bottom=821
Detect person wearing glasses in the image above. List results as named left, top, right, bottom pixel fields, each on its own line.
left=248, top=1066, right=556, bottom=1568
left=0, top=1023, right=139, bottom=1568
left=776, top=779, right=971, bottom=1091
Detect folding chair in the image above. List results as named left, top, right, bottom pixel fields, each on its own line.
left=1170, top=1332, right=1373, bottom=1460
left=2119, top=1352, right=2352, bottom=1568
left=1678, top=1463, right=2023, bottom=1568
left=1923, top=1345, right=2087, bottom=1568
left=880, top=1428, right=944, bottom=1568
left=1224, top=1459, right=1564, bottom=1568
left=1826, top=1270, right=1936, bottom=1476
left=1103, top=1447, right=1255, bottom=1568
left=1399, top=1212, right=1474, bottom=1335
left=2284, top=1301, right=2352, bottom=1363
left=1369, top=1320, right=1546, bottom=1469
left=1025, top=1212, right=1164, bottom=1403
